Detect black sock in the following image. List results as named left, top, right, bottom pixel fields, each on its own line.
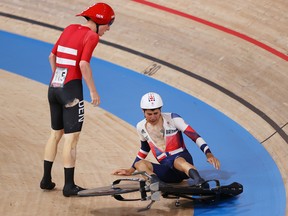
left=42, top=160, right=53, bottom=182
left=188, top=169, right=203, bottom=183
left=64, top=167, right=75, bottom=187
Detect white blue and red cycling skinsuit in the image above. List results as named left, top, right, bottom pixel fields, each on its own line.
left=48, top=24, right=99, bottom=133
left=132, top=112, right=212, bottom=183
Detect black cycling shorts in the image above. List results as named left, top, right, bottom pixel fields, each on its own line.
left=48, top=79, right=84, bottom=133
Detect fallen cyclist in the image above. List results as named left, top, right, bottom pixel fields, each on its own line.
left=113, top=92, right=220, bottom=189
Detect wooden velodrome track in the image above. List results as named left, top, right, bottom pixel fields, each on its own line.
left=1, top=0, right=287, bottom=215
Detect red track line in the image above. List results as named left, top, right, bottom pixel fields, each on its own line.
left=132, top=0, right=288, bottom=61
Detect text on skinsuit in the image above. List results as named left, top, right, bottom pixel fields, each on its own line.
left=78, top=100, right=84, bottom=122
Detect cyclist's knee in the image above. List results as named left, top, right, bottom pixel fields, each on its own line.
left=50, top=129, right=64, bottom=141
left=135, top=160, right=152, bottom=170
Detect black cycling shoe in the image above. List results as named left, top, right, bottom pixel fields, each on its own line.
left=40, top=179, right=56, bottom=190
left=198, top=179, right=210, bottom=189
left=63, top=185, right=85, bottom=197
left=188, top=169, right=209, bottom=188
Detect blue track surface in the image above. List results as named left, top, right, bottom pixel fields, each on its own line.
left=0, top=30, right=285, bottom=216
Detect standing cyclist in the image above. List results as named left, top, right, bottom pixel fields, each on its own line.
left=40, top=3, right=115, bottom=197
left=113, top=92, right=220, bottom=187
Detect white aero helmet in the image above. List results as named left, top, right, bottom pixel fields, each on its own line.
left=140, top=92, right=163, bottom=109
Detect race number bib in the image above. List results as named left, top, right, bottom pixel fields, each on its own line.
left=51, top=67, right=68, bottom=87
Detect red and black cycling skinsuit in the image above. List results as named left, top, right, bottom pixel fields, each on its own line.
left=48, top=24, right=98, bottom=133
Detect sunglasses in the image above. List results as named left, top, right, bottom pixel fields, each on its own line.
left=108, top=18, right=115, bottom=26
